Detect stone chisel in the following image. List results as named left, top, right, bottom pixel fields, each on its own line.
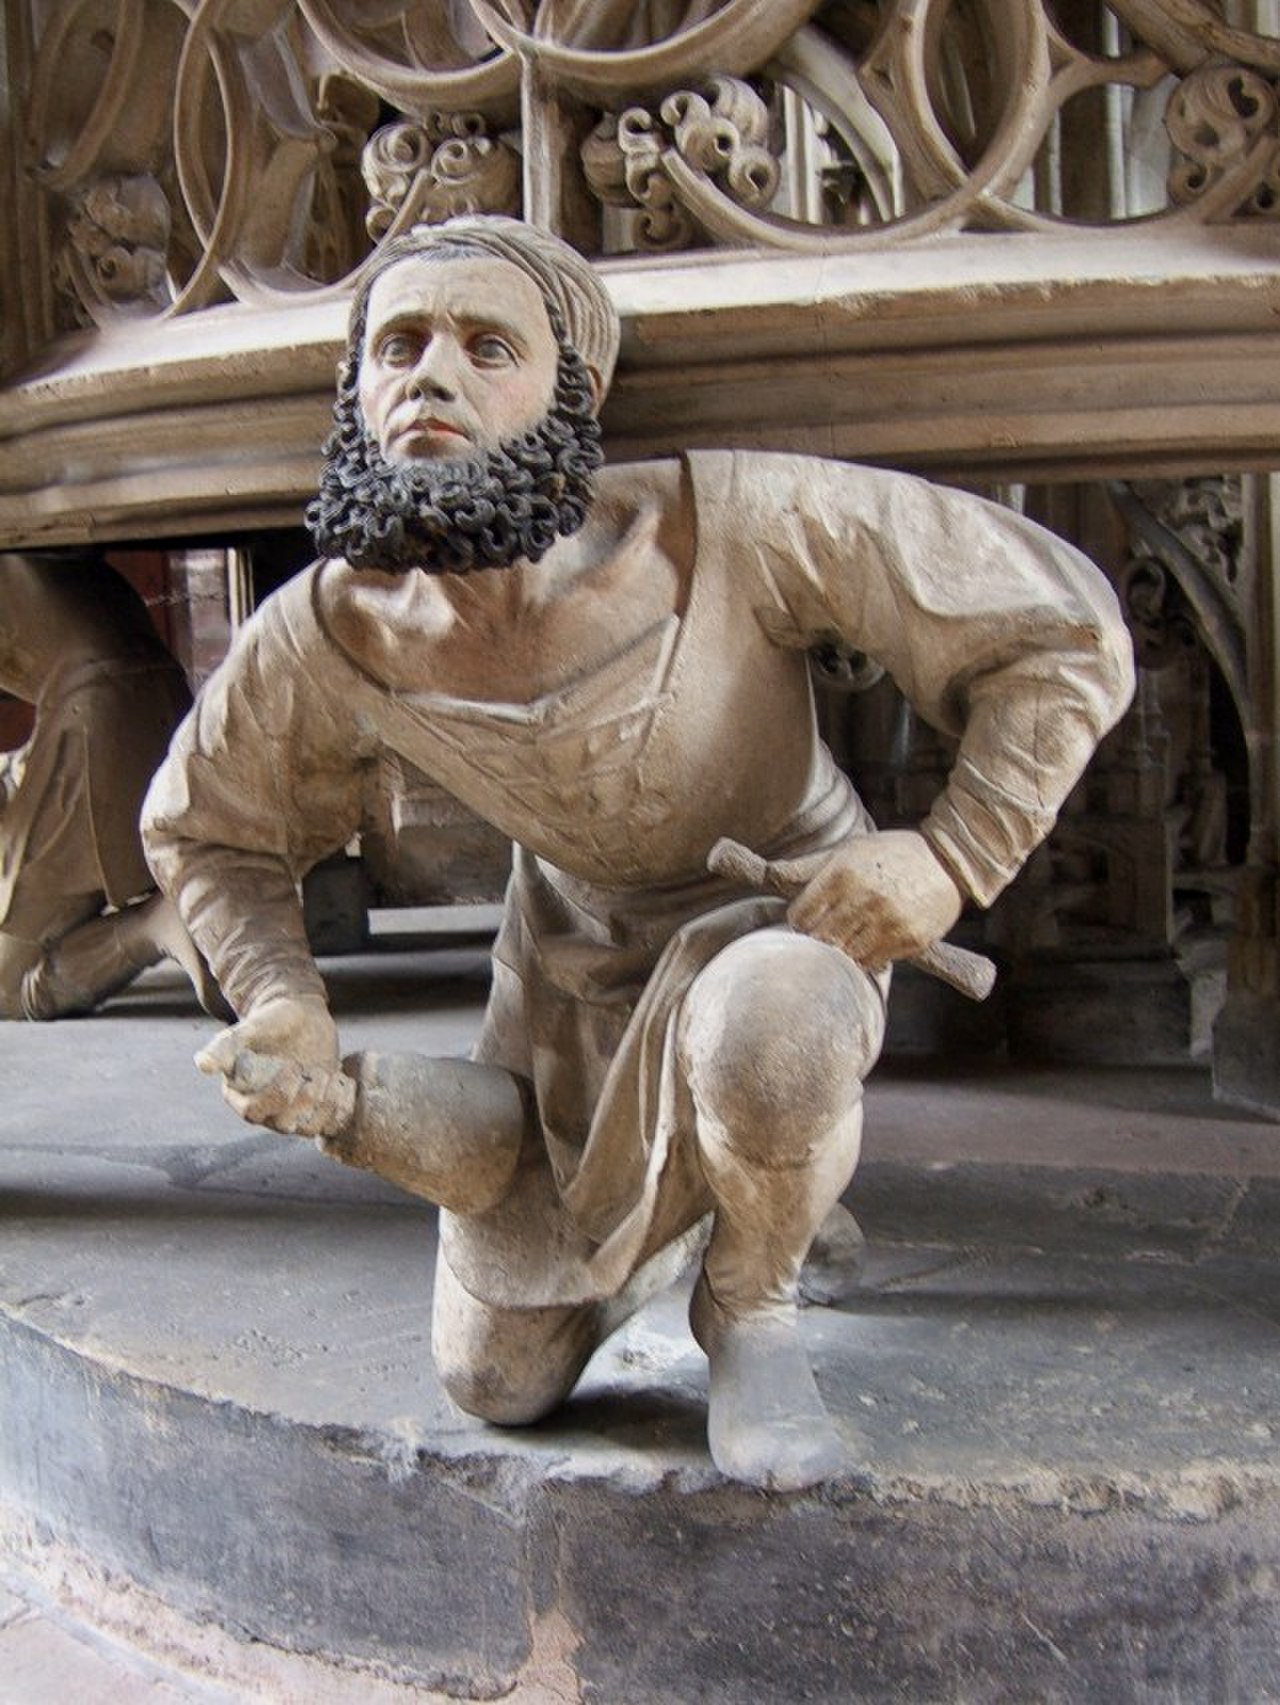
left=706, top=836, right=997, bottom=1003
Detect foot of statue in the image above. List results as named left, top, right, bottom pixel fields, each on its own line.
left=690, top=1274, right=849, bottom=1492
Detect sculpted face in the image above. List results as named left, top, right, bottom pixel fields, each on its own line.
left=307, top=239, right=606, bottom=574
left=357, top=254, right=562, bottom=464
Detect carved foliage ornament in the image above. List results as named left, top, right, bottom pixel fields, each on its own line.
left=363, top=115, right=521, bottom=238
left=581, top=76, right=779, bottom=251
left=19, top=0, right=1280, bottom=329
left=1113, top=477, right=1248, bottom=718
left=54, top=174, right=172, bottom=324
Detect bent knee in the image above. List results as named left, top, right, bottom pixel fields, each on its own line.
left=432, top=1260, right=601, bottom=1426
left=679, top=929, right=883, bottom=1139
left=436, top=1356, right=567, bottom=1427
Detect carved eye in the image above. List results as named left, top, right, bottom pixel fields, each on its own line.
left=469, top=332, right=516, bottom=366
left=376, top=331, right=420, bottom=367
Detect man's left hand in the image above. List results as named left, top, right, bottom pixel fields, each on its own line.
left=777, top=829, right=963, bottom=972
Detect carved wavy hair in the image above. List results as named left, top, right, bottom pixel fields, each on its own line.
left=305, top=248, right=604, bottom=575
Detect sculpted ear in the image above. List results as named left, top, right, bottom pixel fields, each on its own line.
left=582, top=363, right=606, bottom=416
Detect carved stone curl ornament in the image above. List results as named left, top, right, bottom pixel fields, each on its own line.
left=1167, top=61, right=1280, bottom=218
left=363, top=116, right=521, bottom=238
left=581, top=77, right=779, bottom=251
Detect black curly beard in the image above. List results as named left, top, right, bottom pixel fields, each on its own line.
left=305, top=320, right=604, bottom=576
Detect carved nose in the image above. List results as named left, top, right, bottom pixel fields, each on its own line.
left=407, top=368, right=455, bottom=402
left=407, top=343, right=457, bottom=402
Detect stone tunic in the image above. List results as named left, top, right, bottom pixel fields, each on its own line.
left=144, top=450, right=1134, bottom=1305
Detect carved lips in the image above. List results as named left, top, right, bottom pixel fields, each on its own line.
left=389, top=414, right=473, bottom=459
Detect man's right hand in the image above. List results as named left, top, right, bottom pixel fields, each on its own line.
left=194, top=993, right=355, bottom=1138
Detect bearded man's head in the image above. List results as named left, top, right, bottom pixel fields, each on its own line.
left=305, top=218, right=621, bottom=575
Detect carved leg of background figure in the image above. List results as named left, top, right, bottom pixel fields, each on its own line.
left=432, top=1244, right=605, bottom=1426
left=679, top=928, right=884, bottom=1492
left=0, top=891, right=100, bottom=1019
left=20, top=891, right=229, bottom=1019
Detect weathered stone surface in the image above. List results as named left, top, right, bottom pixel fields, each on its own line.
left=555, top=1486, right=1280, bottom=1704
left=1, top=1323, right=535, bottom=1693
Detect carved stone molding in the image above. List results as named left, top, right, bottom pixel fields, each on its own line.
left=3, top=226, right=1280, bottom=551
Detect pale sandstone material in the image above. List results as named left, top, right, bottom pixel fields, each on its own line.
left=7, top=229, right=1280, bottom=551
left=143, top=217, right=1134, bottom=1490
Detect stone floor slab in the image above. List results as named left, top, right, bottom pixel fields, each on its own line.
left=2, top=947, right=1279, bottom=1701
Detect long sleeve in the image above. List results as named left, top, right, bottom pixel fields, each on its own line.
left=726, top=453, right=1136, bottom=905
left=142, top=570, right=374, bottom=1014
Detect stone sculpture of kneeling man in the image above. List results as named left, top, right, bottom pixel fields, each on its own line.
left=142, top=215, right=1134, bottom=1492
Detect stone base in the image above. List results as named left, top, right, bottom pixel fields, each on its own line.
left=4, top=1157, right=1279, bottom=1701
left=3, top=955, right=1279, bottom=1699
left=4, top=1306, right=1279, bottom=1703
left=1214, top=987, right=1280, bottom=1118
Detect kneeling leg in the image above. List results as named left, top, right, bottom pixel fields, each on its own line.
left=679, top=927, right=884, bottom=1491
left=17, top=892, right=227, bottom=1019
left=0, top=891, right=100, bottom=1019
left=432, top=1245, right=604, bottom=1427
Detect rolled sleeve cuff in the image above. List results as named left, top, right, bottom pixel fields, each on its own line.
left=921, top=757, right=1058, bottom=909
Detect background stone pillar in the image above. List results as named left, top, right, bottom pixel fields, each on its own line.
left=1214, top=473, right=1280, bottom=1114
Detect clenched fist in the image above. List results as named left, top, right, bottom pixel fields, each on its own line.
left=194, top=992, right=355, bottom=1137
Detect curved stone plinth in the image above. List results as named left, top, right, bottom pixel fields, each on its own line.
left=2, top=953, right=1279, bottom=1700
left=7, top=229, right=1280, bottom=551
